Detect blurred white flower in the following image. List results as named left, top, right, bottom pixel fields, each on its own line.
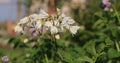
left=29, top=14, right=39, bottom=22
left=35, top=20, right=42, bottom=29
left=24, top=38, right=28, bottom=43
left=19, top=17, right=29, bottom=24
left=59, top=26, right=64, bottom=32
left=39, top=9, right=49, bottom=19
left=62, top=17, right=75, bottom=26
left=15, top=8, right=80, bottom=37
left=69, top=26, right=80, bottom=34
left=67, top=18, right=75, bottom=24
left=55, top=34, right=60, bottom=39
left=14, top=24, right=23, bottom=33
left=57, top=8, right=61, bottom=15
left=59, top=13, right=66, bottom=20
left=50, top=26, right=58, bottom=34
left=66, top=17, right=75, bottom=24
left=26, top=53, right=30, bottom=58
left=53, top=20, right=60, bottom=26
left=44, top=21, right=53, bottom=28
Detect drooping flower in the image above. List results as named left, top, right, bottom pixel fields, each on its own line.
left=14, top=23, right=23, bottom=34
left=69, top=26, right=80, bottom=34
left=102, top=0, right=111, bottom=7
left=29, top=14, right=39, bottom=22
left=53, top=19, right=60, bottom=26
left=44, top=21, right=53, bottom=28
left=30, top=28, right=37, bottom=37
left=1, top=56, right=9, bottom=62
left=15, top=8, right=80, bottom=38
left=38, top=9, right=49, bottom=19
left=35, top=20, right=42, bottom=29
left=24, top=38, right=29, bottom=43
left=50, top=26, right=58, bottom=34
left=55, top=34, right=60, bottom=39
left=19, top=17, right=29, bottom=24
left=102, top=0, right=113, bottom=11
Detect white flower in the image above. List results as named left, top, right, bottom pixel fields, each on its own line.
left=29, top=14, right=39, bottom=22
left=15, top=8, right=80, bottom=36
left=24, top=38, right=28, bottom=43
left=44, top=21, right=53, bottom=28
left=59, top=13, right=66, bottom=20
left=67, top=18, right=75, bottom=24
left=55, top=34, right=60, bottom=39
left=35, top=20, right=42, bottom=29
left=14, top=24, right=23, bottom=33
left=59, top=26, right=64, bottom=32
left=61, top=18, right=68, bottom=26
left=57, top=8, right=61, bottom=15
left=69, top=26, right=80, bottom=34
left=50, top=26, right=58, bottom=34
left=39, top=9, right=49, bottom=19
left=53, top=20, right=59, bottom=26
left=63, top=17, right=75, bottom=24
left=61, top=17, right=75, bottom=29
left=19, top=17, right=29, bottom=24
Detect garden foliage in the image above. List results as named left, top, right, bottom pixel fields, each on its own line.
left=6, top=0, right=120, bottom=63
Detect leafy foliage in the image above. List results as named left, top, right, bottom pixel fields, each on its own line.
left=4, top=0, right=120, bottom=63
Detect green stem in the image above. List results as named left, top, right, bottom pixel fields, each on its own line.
left=45, top=54, right=49, bottom=63
left=93, top=54, right=99, bottom=63
left=57, top=51, right=63, bottom=60
left=115, top=41, right=120, bottom=52
left=112, top=5, right=120, bottom=24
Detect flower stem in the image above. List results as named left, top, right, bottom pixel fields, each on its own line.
left=45, top=54, right=49, bottom=63
left=57, top=51, right=63, bottom=60
left=115, top=41, right=120, bottom=52
left=112, top=5, right=120, bottom=24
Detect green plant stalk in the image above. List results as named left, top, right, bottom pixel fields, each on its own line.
left=45, top=54, right=49, bottom=63
left=57, top=51, right=63, bottom=60
left=93, top=54, right=99, bottom=63
left=115, top=41, right=120, bottom=52
left=51, top=35, right=57, bottom=63
left=112, top=5, right=120, bottom=24
left=51, top=34, right=63, bottom=62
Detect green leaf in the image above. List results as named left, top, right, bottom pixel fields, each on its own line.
left=94, top=12, right=103, bottom=19
left=92, top=19, right=103, bottom=29
left=110, top=26, right=119, bottom=38
left=108, top=48, right=120, bottom=59
left=76, top=56, right=93, bottom=63
left=96, top=43, right=106, bottom=53
left=105, top=38, right=114, bottom=46
left=83, top=40, right=96, bottom=56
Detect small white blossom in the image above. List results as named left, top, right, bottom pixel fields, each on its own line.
left=24, top=38, right=28, bottom=43
left=59, top=26, right=64, bottom=32
left=59, top=13, right=66, bottom=19
left=35, top=20, right=42, bottom=29
left=67, top=18, right=75, bottom=24
left=50, top=26, right=58, bottom=34
left=57, top=8, right=61, bottom=15
left=53, top=20, right=60, bottom=26
left=44, top=21, right=53, bottom=28
left=19, top=17, right=29, bottom=24
left=62, top=17, right=75, bottom=25
left=14, top=24, right=23, bottom=33
left=55, top=34, right=60, bottom=39
left=69, top=26, right=80, bottom=34
left=29, top=14, right=39, bottom=22
left=39, top=9, right=49, bottom=19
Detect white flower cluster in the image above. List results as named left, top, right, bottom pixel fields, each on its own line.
left=14, top=9, right=80, bottom=39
